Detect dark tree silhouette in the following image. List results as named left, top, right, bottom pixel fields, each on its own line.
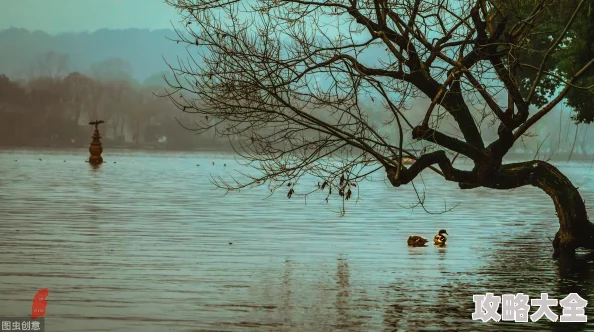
left=164, top=0, right=594, bottom=259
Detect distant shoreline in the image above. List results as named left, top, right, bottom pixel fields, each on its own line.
left=0, top=143, right=238, bottom=153
left=0, top=144, right=592, bottom=162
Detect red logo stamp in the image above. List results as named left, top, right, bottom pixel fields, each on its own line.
left=31, top=288, right=49, bottom=320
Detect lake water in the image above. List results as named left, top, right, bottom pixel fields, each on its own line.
left=1, top=148, right=594, bottom=332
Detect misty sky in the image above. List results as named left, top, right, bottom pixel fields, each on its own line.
left=1, top=0, right=180, bottom=33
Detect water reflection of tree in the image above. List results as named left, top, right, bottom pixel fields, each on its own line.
left=263, top=246, right=594, bottom=331
left=280, top=259, right=293, bottom=325
left=379, top=235, right=594, bottom=332
left=552, top=253, right=594, bottom=332
left=275, top=255, right=376, bottom=331
left=334, top=255, right=351, bottom=328
left=450, top=240, right=593, bottom=331
left=477, top=242, right=594, bottom=332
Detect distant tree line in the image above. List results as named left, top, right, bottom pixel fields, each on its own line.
left=0, top=71, right=234, bottom=150
left=0, top=55, right=591, bottom=157
left=0, top=69, right=591, bottom=158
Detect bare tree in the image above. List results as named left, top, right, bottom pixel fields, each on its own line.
left=89, top=58, right=135, bottom=83
left=164, top=0, right=594, bottom=260
left=27, top=51, right=71, bottom=79
left=63, top=72, right=98, bottom=126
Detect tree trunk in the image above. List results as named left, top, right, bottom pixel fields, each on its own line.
left=493, top=161, right=594, bottom=259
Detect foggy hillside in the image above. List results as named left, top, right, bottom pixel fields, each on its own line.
left=0, top=28, right=185, bottom=81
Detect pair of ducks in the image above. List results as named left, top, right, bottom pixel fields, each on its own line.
left=408, top=229, right=448, bottom=247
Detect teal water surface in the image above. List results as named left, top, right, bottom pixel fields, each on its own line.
left=0, top=148, right=593, bottom=332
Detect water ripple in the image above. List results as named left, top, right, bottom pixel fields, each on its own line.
left=1, top=148, right=594, bottom=331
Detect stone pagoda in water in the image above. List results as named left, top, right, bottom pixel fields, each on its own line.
left=88, top=120, right=105, bottom=164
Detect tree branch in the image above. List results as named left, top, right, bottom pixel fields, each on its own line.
left=386, top=150, right=476, bottom=187
left=412, top=126, right=486, bottom=161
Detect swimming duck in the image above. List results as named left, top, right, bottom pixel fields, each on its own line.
left=407, top=235, right=429, bottom=247
left=434, top=229, right=448, bottom=246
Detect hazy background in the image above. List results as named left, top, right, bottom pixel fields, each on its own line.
left=0, top=0, right=182, bottom=81
left=0, top=0, right=178, bottom=34
left=0, top=0, right=592, bottom=159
